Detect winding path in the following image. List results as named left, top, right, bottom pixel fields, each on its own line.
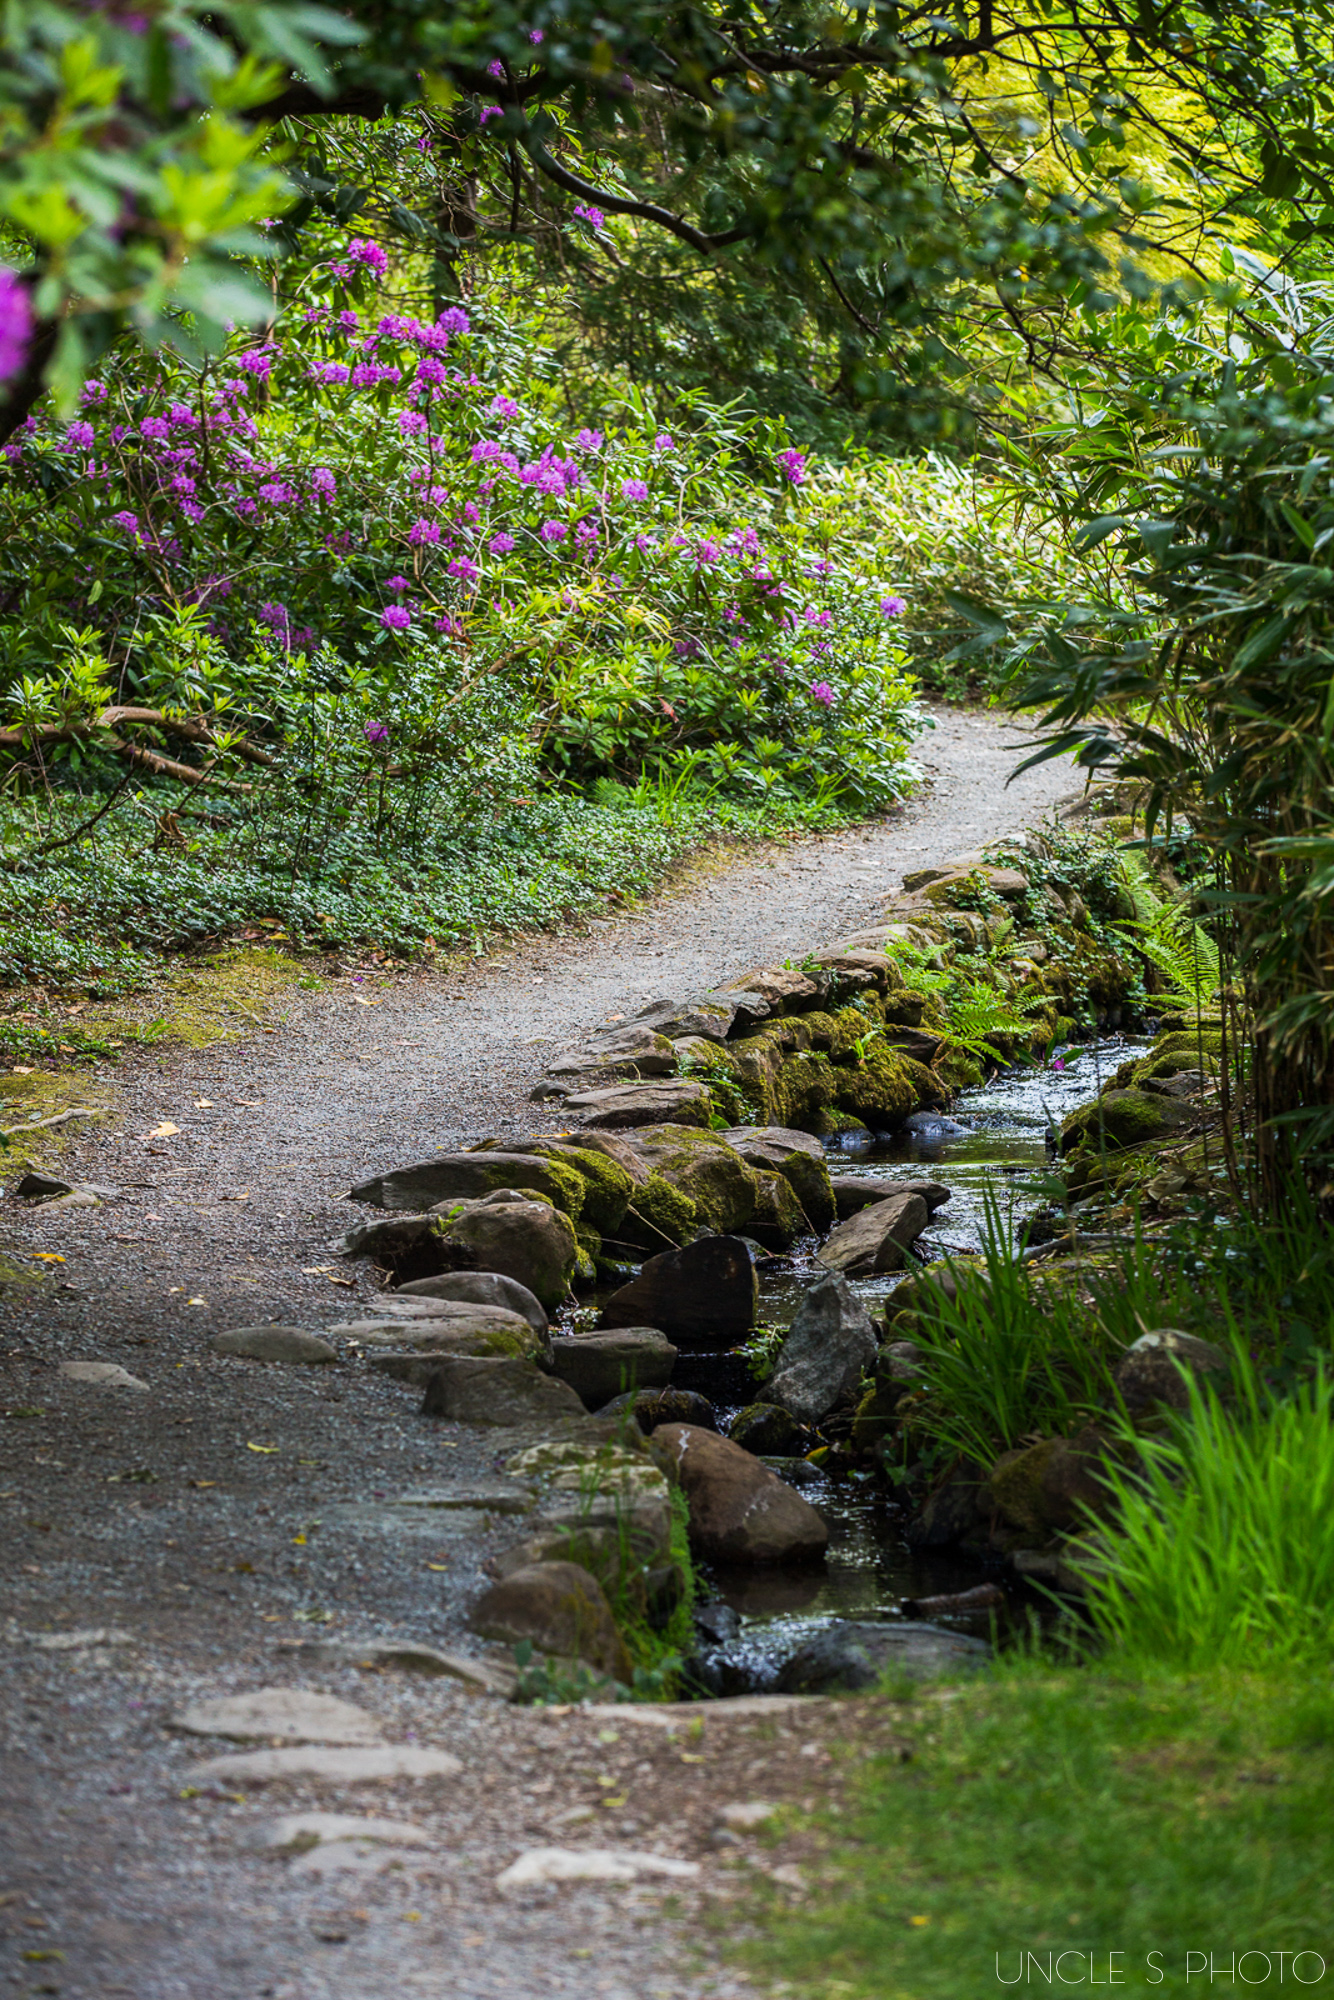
left=0, top=703, right=1073, bottom=2000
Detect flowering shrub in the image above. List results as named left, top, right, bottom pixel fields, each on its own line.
left=0, top=258, right=916, bottom=819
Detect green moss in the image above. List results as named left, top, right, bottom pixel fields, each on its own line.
left=813, top=1107, right=872, bottom=1138
left=626, top=1172, right=697, bottom=1246
left=554, top=1146, right=633, bottom=1233
left=1061, top=1087, right=1185, bottom=1154
left=833, top=1043, right=928, bottom=1124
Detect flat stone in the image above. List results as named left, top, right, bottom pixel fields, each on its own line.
left=596, top=1386, right=718, bottom=1433
left=393, top=1270, right=549, bottom=1336
left=550, top=1327, right=677, bottom=1408
left=190, top=1745, right=462, bottom=1785
left=335, top=1211, right=439, bottom=1259
left=289, top=1839, right=428, bottom=1878
left=562, top=1080, right=712, bottom=1129
left=775, top=1619, right=989, bottom=1693
left=170, top=1689, right=385, bottom=1745
left=598, top=1235, right=757, bottom=1345
left=26, top=1627, right=134, bottom=1651
left=420, top=1356, right=585, bottom=1424
left=829, top=1175, right=951, bottom=1220
left=348, top=1151, right=579, bottom=1213
left=391, top=1485, right=534, bottom=1515
left=251, top=1811, right=432, bottom=1853
left=816, top=1191, right=929, bottom=1275
left=717, top=1800, right=779, bottom=1830
left=583, top=1695, right=818, bottom=1724
left=496, top=1846, right=700, bottom=1889
left=57, top=1361, right=148, bottom=1390
left=626, top=995, right=743, bottom=1042
left=212, top=1326, right=338, bottom=1365
left=279, top=1639, right=518, bottom=1695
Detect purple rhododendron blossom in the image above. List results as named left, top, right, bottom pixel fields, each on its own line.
left=489, top=531, right=516, bottom=555
left=653, top=432, right=674, bottom=452
left=480, top=104, right=504, bottom=123
left=317, top=361, right=351, bottom=384
left=0, top=269, right=30, bottom=386
left=310, top=466, right=336, bottom=498
left=385, top=574, right=409, bottom=592
left=487, top=57, right=505, bottom=77
left=364, top=720, right=390, bottom=744
left=575, top=518, right=598, bottom=545
left=237, top=349, right=273, bottom=380
left=380, top=604, right=411, bottom=629
left=777, top=446, right=807, bottom=485
left=696, top=539, right=721, bottom=565
left=438, top=306, right=471, bottom=336
left=530, top=26, right=544, bottom=42
left=573, top=204, right=604, bottom=230
left=348, top=237, right=389, bottom=278
left=259, top=601, right=289, bottom=630
left=620, top=478, right=649, bottom=502
left=540, top=519, right=568, bottom=543
left=65, top=421, right=95, bottom=450
left=112, top=510, right=140, bottom=536
left=399, top=410, right=429, bottom=436
left=81, top=379, right=107, bottom=406
left=575, top=428, right=603, bottom=451
left=810, top=680, right=835, bottom=705
left=490, top=394, right=519, bottom=420
left=880, top=593, right=907, bottom=615
left=258, top=480, right=296, bottom=504
left=448, top=556, right=480, bottom=582
left=803, top=606, right=831, bottom=626
left=409, top=518, right=441, bottom=545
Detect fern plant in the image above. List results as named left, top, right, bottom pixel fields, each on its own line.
left=1118, top=853, right=1221, bottom=1010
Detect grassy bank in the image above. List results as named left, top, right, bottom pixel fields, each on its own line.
left=742, top=1664, right=1333, bottom=1999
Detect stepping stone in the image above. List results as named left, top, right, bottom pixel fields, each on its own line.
left=26, top=1628, right=133, bottom=1651
left=212, top=1326, right=338, bottom=1364
left=189, top=1745, right=463, bottom=1785
left=58, top=1362, right=148, bottom=1390
left=717, top=1800, right=778, bottom=1830
left=561, top=1080, right=712, bottom=1129
left=251, top=1811, right=432, bottom=1853
left=496, top=1846, right=700, bottom=1889
left=170, top=1688, right=384, bottom=1744
left=289, top=1840, right=429, bottom=1877
left=279, top=1638, right=518, bottom=1695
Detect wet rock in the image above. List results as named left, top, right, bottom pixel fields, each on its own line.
left=549, top=1327, right=677, bottom=1408
left=419, top=1356, right=585, bottom=1425
left=348, top=1150, right=585, bottom=1215
left=192, top=1745, right=462, bottom=1786
left=775, top=1619, right=988, bottom=1693
left=470, top=1561, right=632, bottom=1679
left=335, top=1210, right=440, bottom=1260
left=816, top=1191, right=929, bottom=1276
left=1113, top=1328, right=1231, bottom=1416
left=627, top=995, right=745, bottom=1042
left=597, top=1386, right=718, bottom=1433
left=829, top=1175, right=951, bottom=1220
left=496, top=1846, right=699, bottom=1889
left=597, top=1235, right=757, bottom=1345
left=392, top=1270, right=549, bottom=1337
left=171, top=1689, right=384, bottom=1745
left=850, top=1343, right=925, bottom=1450
left=728, top=1403, right=806, bottom=1455
left=1060, top=1087, right=1196, bottom=1154
left=985, top=1428, right=1115, bottom=1538
left=747, top=1167, right=808, bottom=1247
left=767, top=1272, right=878, bottom=1426
left=564, top=1130, right=653, bottom=1185
left=434, top=1198, right=578, bottom=1312
left=902, top=1583, right=1007, bottom=1619
left=906, top=1461, right=986, bottom=1550
left=212, top=1325, right=338, bottom=1365
left=562, top=1079, right=712, bottom=1128
left=57, top=1361, right=149, bottom=1390
left=694, top=1599, right=742, bottom=1646
left=650, top=1423, right=828, bottom=1565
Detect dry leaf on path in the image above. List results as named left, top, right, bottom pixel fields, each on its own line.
left=147, top=1121, right=180, bottom=1138
left=246, top=1442, right=280, bottom=1454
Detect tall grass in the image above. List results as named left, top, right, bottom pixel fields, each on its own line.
left=1081, top=1363, right=1334, bottom=1668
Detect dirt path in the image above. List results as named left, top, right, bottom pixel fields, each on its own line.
left=0, top=704, right=1071, bottom=2000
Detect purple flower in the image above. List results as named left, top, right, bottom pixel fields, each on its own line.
left=385, top=574, right=410, bottom=593
left=695, top=539, right=721, bottom=566
left=338, top=309, right=359, bottom=330
left=259, top=601, right=290, bottom=632
left=573, top=204, right=605, bottom=231
left=237, top=348, right=274, bottom=381
left=310, top=466, right=336, bottom=499
left=479, top=104, right=504, bottom=124
left=409, top=518, right=441, bottom=545
left=258, top=480, right=296, bottom=504
left=809, top=680, right=835, bottom=705
left=487, top=57, right=505, bottom=77
left=653, top=432, right=674, bottom=452
left=380, top=604, right=411, bottom=629
left=81, top=379, right=107, bottom=406
left=490, top=394, right=519, bottom=420
left=879, top=593, right=906, bottom=616
left=620, top=477, right=649, bottom=502
left=64, top=420, right=95, bottom=451
left=364, top=720, right=390, bottom=745
left=416, top=355, right=447, bottom=386
left=437, top=306, right=471, bottom=336
left=399, top=410, right=429, bottom=436
left=434, top=614, right=464, bottom=636
left=489, top=531, right=516, bottom=555
left=803, top=605, right=831, bottom=626
left=575, top=428, right=603, bottom=451
left=347, top=237, right=388, bottom=278
left=317, top=361, right=351, bottom=384
left=112, top=509, right=140, bottom=537
left=529, top=26, right=544, bottom=42
left=0, top=269, right=31, bottom=385
left=777, top=446, right=807, bottom=485
left=448, top=555, right=480, bottom=582
left=540, top=519, right=568, bottom=543
left=575, top=518, right=598, bottom=545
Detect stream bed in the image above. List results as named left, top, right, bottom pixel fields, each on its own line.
left=680, top=1035, right=1142, bottom=1689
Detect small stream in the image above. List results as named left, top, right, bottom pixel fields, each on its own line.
left=675, top=1036, right=1141, bottom=1687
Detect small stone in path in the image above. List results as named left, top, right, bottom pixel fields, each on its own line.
left=189, top=1745, right=463, bottom=1785
left=170, top=1688, right=385, bottom=1745
left=251, top=1811, right=432, bottom=1853
left=278, top=1637, right=517, bottom=1695
left=58, top=1361, right=149, bottom=1390
left=496, top=1847, right=700, bottom=1890
left=212, top=1325, right=338, bottom=1364
left=717, top=1801, right=779, bottom=1830
left=25, top=1627, right=134, bottom=1651
left=289, top=1839, right=429, bottom=1878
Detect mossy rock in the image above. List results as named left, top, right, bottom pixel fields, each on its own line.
left=850, top=1377, right=900, bottom=1452
left=549, top=1145, right=634, bottom=1235
left=625, top=1172, right=697, bottom=1248
left=633, top=1135, right=762, bottom=1233
left=1151, top=1028, right=1225, bottom=1061
left=771, top=1049, right=840, bottom=1129
left=812, top=1107, right=871, bottom=1138
left=832, top=1043, right=933, bottom=1124
left=746, top=1168, right=806, bottom=1247
left=573, top=1219, right=603, bottom=1286
left=729, top=1403, right=806, bottom=1454
left=1060, top=1087, right=1195, bottom=1155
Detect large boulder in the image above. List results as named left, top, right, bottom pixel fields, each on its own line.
left=985, top=1428, right=1114, bottom=1538
left=597, top=1236, right=757, bottom=1346
left=766, top=1273, right=877, bottom=1426
left=775, top=1620, right=988, bottom=1693
left=725, top=967, right=821, bottom=1010
left=1060, top=1088, right=1196, bottom=1154
left=360, top=1307, right=549, bottom=1383
left=618, top=1126, right=761, bottom=1233
left=469, top=1562, right=631, bottom=1680
left=348, top=1151, right=585, bottom=1216
left=541, top=1024, right=679, bottom=1086
left=746, top=1168, right=808, bottom=1249
left=419, top=1356, right=585, bottom=1424
left=650, top=1423, right=828, bottom=1565
left=562, top=1080, right=712, bottom=1129
left=830, top=1176, right=950, bottom=1221
left=597, top=1386, right=718, bottom=1433
left=816, top=1191, right=929, bottom=1275
left=724, top=1127, right=837, bottom=1232
left=393, top=1270, right=549, bottom=1338
left=1113, top=1329, right=1231, bottom=1417
left=549, top=1328, right=677, bottom=1409
left=728, top=1403, right=806, bottom=1455
left=433, top=1199, right=578, bottom=1312
left=627, top=995, right=745, bottom=1042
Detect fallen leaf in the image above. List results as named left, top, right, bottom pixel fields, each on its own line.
left=679, top=1752, right=706, bottom=1764
left=325, top=1274, right=355, bottom=1288
left=31, top=1253, right=65, bottom=1264
left=21, top=1950, right=64, bottom=1962
left=190, top=1480, right=217, bottom=1490
left=600, top=1794, right=628, bottom=1809
left=302, top=1265, right=333, bottom=1275
left=351, top=996, right=375, bottom=1007
left=425, top=1562, right=448, bottom=1572
left=2, top=1407, right=45, bottom=1419
left=910, top=1915, right=931, bottom=1928
left=292, top=1533, right=307, bottom=1545
left=11, top=1065, right=34, bottom=1075
left=193, top=1098, right=214, bottom=1109
left=246, top=1442, right=280, bottom=1454
left=186, top=1297, right=208, bottom=1306
left=220, top=1190, right=250, bottom=1202
left=404, top=1911, right=422, bottom=1923
left=147, top=1121, right=180, bottom=1138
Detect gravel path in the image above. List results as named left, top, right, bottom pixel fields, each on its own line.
left=0, top=704, right=1072, bottom=2000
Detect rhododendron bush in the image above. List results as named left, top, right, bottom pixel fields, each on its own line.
left=0, top=260, right=916, bottom=824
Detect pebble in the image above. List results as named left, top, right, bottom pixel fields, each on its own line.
left=169, top=1688, right=386, bottom=1744
left=496, top=1847, right=701, bottom=1889
left=716, top=1801, right=778, bottom=1830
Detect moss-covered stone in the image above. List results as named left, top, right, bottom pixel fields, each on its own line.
left=812, top=1107, right=871, bottom=1138
left=832, top=1043, right=936, bottom=1125
left=631, top=1130, right=762, bottom=1232
left=770, top=1049, right=839, bottom=1129
left=1060, top=1087, right=1195, bottom=1155
left=729, top=1403, right=805, bottom=1454
left=746, top=1168, right=806, bottom=1247
left=548, top=1145, right=634, bottom=1235
left=625, top=1172, right=697, bottom=1247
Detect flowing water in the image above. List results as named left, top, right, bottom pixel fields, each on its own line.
left=680, top=1036, right=1143, bottom=1687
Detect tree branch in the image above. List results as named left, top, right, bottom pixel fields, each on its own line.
left=523, top=139, right=753, bottom=252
